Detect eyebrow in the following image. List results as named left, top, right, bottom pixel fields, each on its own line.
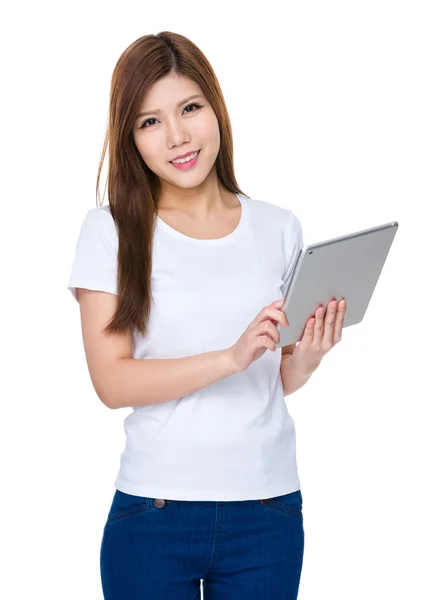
left=135, top=94, right=205, bottom=121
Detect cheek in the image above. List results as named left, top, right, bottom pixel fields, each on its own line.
left=135, top=137, right=163, bottom=167
left=200, top=115, right=220, bottom=145
left=196, top=123, right=220, bottom=165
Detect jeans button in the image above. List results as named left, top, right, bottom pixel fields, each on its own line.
left=154, top=498, right=166, bottom=508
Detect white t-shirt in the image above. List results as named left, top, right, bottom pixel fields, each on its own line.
left=67, top=193, right=303, bottom=501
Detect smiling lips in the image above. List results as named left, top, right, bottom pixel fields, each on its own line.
left=170, top=149, right=200, bottom=162
left=170, top=150, right=201, bottom=170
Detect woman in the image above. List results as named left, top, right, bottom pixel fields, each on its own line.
left=67, top=31, right=345, bottom=600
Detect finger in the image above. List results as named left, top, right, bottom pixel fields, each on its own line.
left=321, top=300, right=338, bottom=348
left=300, top=316, right=315, bottom=348
left=312, top=304, right=326, bottom=346
left=271, top=299, right=289, bottom=325
left=333, top=298, right=346, bottom=343
left=270, top=308, right=289, bottom=328
left=257, top=335, right=277, bottom=351
left=252, top=305, right=288, bottom=329
left=256, top=320, right=280, bottom=345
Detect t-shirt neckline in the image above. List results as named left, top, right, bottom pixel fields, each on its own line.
left=156, top=193, right=247, bottom=246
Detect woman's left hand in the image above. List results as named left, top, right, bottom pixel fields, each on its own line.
left=291, top=298, right=346, bottom=372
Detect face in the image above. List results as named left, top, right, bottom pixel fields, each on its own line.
left=132, top=73, right=220, bottom=192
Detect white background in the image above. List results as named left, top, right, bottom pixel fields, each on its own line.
left=1, top=1, right=431, bottom=598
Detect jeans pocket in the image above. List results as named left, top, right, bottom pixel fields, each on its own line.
left=260, top=490, right=303, bottom=520
left=106, top=489, right=153, bottom=525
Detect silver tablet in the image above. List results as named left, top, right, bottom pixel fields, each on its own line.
left=276, top=220, right=399, bottom=348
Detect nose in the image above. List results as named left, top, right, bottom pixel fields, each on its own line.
left=166, top=118, right=191, bottom=149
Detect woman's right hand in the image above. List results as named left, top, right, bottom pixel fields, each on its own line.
left=226, top=299, right=289, bottom=373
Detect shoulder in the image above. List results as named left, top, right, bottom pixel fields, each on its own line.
left=243, top=194, right=300, bottom=228
left=85, top=203, right=114, bottom=221
left=72, top=205, right=119, bottom=257
left=81, top=204, right=118, bottom=236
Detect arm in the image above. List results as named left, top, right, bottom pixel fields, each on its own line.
left=280, top=352, right=316, bottom=397
left=76, top=288, right=239, bottom=410
left=105, top=350, right=238, bottom=409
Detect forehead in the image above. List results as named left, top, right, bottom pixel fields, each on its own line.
left=140, top=74, right=203, bottom=109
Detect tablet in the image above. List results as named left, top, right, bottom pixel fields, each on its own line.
left=275, top=220, right=399, bottom=348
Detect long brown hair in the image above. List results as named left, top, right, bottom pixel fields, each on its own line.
left=96, top=31, right=248, bottom=338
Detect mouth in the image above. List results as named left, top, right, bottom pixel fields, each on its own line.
left=169, top=149, right=201, bottom=170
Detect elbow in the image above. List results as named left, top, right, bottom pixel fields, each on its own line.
left=101, top=395, right=116, bottom=410
left=99, top=385, right=121, bottom=409
left=90, top=361, right=126, bottom=410
left=92, top=377, right=118, bottom=410
left=95, top=388, right=116, bottom=409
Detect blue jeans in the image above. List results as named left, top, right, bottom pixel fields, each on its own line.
left=100, top=488, right=304, bottom=599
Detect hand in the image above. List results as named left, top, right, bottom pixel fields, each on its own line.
left=291, top=298, right=346, bottom=372
left=227, top=299, right=288, bottom=373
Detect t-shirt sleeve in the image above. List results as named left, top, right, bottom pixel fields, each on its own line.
left=281, top=210, right=304, bottom=299
left=67, top=207, right=118, bottom=303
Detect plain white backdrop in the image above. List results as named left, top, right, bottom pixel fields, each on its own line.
left=1, top=1, right=431, bottom=598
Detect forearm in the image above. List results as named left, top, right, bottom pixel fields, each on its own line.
left=280, top=354, right=317, bottom=396
left=104, top=349, right=239, bottom=409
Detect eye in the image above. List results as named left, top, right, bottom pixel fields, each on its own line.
left=138, top=103, right=202, bottom=129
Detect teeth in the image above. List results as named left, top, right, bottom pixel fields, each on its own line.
left=172, top=151, right=198, bottom=164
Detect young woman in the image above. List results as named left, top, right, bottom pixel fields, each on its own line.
left=67, top=31, right=345, bottom=600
